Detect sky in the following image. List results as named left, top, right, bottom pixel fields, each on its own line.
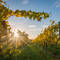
left=3, top=0, right=60, bottom=39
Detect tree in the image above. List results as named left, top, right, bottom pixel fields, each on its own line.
left=17, top=30, right=31, bottom=48
left=32, top=21, right=59, bottom=45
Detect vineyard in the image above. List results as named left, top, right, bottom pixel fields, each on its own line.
left=0, top=0, right=60, bottom=60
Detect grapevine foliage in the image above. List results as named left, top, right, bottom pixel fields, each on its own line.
left=33, top=22, right=59, bottom=45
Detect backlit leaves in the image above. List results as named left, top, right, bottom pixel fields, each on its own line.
left=0, top=4, right=49, bottom=22
left=33, top=22, right=59, bottom=45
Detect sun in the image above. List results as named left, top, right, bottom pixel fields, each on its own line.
left=14, top=30, right=18, bottom=37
